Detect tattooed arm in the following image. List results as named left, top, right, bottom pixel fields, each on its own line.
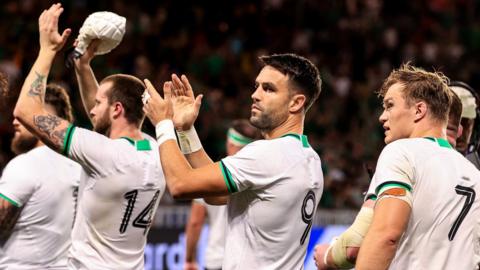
left=13, top=4, right=71, bottom=153
left=0, top=198, right=21, bottom=243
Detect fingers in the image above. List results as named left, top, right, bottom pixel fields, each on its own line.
left=171, top=74, right=186, bottom=97
left=143, top=79, right=160, bottom=99
left=163, top=81, right=172, bottom=100
left=181, top=74, right=194, bottom=98
left=87, top=39, right=101, bottom=54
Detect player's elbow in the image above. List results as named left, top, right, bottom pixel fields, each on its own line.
left=13, top=104, right=27, bottom=121
left=168, top=179, right=191, bottom=200
left=377, top=227, right=403, bottom=248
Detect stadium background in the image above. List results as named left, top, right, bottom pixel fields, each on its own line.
left=1, top=0, right=480, bottom=269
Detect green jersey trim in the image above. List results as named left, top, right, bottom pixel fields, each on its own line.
left=62, top=125, right=76, bottom=156
left=375, top=181, right=412, bottom=196
left=281, top=133, right=310, bottom=148
left=120, top=137, right=152, bottom=151
left=424, top=137, right=453, bottom=149
left=219, top=161, right=238, bottom=193
left=0, top=193, right=20, bottom=207
left=366, top=194, right=377, bottom=201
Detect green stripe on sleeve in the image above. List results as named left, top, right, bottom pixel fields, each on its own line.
left=0, top=193, right=20, bottom=207
left=375, top=181, right=412, bottom=196
left=219, top=161, right=238, bottom=193
left=62, top=125, right=76, bottom=156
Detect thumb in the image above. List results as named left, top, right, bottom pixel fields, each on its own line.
left=61, top=28, right=72, bottom=43
left=194, top=94, right=203, bottom=111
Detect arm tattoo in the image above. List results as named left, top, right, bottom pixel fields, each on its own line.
left=28, top=71, right=46, bottom=99
left=33, top=114, right=67, bottom=148
left=0, top=198, right=21, bottom=243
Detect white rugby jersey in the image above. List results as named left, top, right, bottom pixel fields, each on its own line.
left=63, top=126, right=165, bottom=270
left=0, top=146, right=80, bottom=269
left=367, top=137, right=480, bottom=269
left=220, top=134, right=323, bottom=269
left=194, top=199, right=227, bottom=269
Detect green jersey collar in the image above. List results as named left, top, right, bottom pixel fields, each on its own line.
left=281, top=133, right=310, bottom=148
left=120, top=137, right=152, bottom=151
left=423, top=137, right=453, bottom=149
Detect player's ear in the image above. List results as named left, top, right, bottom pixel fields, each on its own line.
left=289, top=94, right=306, bottom=113
left=111, top=101, right=124, bottom=119
left=414, top=101, right=427, bottom=122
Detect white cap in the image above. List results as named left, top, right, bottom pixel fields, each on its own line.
left=451, top=86, right=477, bottom=119
left=75, top=11, right=126, bottom=56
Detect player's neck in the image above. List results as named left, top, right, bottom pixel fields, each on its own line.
left=109, top=121, right=143, bottom=140
left=410, top=121, right=447, bottom=140
left=264, top=114, right=304, bottom=139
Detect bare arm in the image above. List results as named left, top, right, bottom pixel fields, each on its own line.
left=13, top=4, right=72, bottom=153
left=73, top=40, right=100, bottom=119
left=184, top=202, right=207, bottom=269
left=0, top=198, right=21, bottom=243
left=356, top=198, right=411, bottom=270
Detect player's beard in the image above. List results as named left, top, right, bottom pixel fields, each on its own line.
left=93, top=110, right=112, bottom=137
left=11, top=133, right=38, bottom=155
left=250, top=107, right=286, bottom=132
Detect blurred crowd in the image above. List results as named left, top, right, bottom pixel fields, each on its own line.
left=1, top=0, right=480, bottom=209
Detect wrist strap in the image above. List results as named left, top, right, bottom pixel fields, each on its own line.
left=176, top=126, right=202, bottom=154
left=155, top=120, right=176, bottom=146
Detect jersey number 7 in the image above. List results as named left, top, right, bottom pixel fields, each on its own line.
left=448, top=185, right=476, bottom=241
left=119, top=189, right=161, bottom=235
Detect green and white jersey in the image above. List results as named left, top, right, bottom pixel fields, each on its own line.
left=220, top=134, right=323, bottom=270
left=0, top=146, right=80, bottom=270
left=193, top=199, right=227, bottom=269
left=62, top=126, right=165, bottom=270
left=367, top=138, right=480, bottom=269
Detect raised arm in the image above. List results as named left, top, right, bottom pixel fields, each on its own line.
left=73, top=40, right=100, bottom=120
left=13, top=3, right=72, bottom=153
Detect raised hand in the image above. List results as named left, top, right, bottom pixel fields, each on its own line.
left=38, top=3, right=71, bottom=52
left=143, top=79, right=174, bottom=125
left=170, top=74, right=203, bottom=131
left=73, top=39, right=101, bottom=67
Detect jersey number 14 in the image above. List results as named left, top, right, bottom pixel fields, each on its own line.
left=119, top=189, right=160, bottom=235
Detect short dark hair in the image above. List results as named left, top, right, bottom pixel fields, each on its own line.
left=259, top=53, right=322, bottom=112
left=449, top=90, right=462, bottom=129
left=231, top=119, right=261, bottom=140
left=45, top=84, right=74, bottom=122
left=379, top=63, right=452, bottom=123
left=100, top=74, right=146, bottom=127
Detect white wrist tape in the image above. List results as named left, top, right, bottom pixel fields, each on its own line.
left=176, top=126, right=202, bottom=154
left=155, top=120, right=176, bottom=146
left=330, top=206, right=374, bottom=268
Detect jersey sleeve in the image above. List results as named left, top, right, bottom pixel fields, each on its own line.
left=0, top=157, right=37, bottom=207
left=371, top=141, right=414, bottom=197
left=220, top=141, right=289, bottom=193
left=63, top=125, right=118, bottom=176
